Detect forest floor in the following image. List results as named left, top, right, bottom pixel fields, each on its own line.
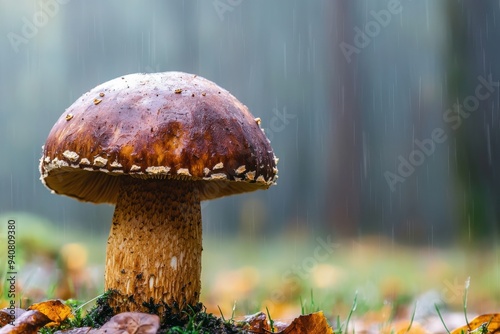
left=1, top=220, right=499, bottom=333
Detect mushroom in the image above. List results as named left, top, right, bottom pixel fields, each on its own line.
left=39, top=72, right=278, bottom=314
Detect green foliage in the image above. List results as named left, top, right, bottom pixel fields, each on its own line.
left=333, top=291, right=358, bottom=334
left=217, top=302, right=236, bottom=326
left=78, top=290, right=116, bottom=328
left=333, top=316, right=342, bottom=334
left=163, top=304, right=246, bottom=334
left=38, top=295, right=111, bottom=334
left=300, top=289, right=320, bottom=315
left=36, top=292, right=247, bottom=334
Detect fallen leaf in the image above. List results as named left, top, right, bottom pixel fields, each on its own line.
left=28, top=299, right=73, bottom=327
left=0, top=312, right=10, bottom=328
left=281, top=311, right=333, bottom=334
left=0, top=310, right=51, bottom=334
left=273, top=321, right=290, bottom=332
left=0, top=325, right=17, bottom=334
left=96, top=312, right=160, bottom=334
left=243, top=311, right=271, bottom=333
left=451, top=313, right=500, bottom=333
left=0, top=308, right=26, bottom=326
left=54, top=327, right=94, bottom=334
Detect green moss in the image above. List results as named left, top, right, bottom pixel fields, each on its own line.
left=162, top=305, right=247, bottom=334
left=80, top=290, right=116, bottom=328
left=42, top=291, right=248, bottom=334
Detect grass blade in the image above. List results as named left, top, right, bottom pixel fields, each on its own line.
left=217, top=305, right=226, bottom=323
left=404, top=301, right=417, bottom=334
left=463, top=276, right=471, bottom=331
left=344, top=291, right=358, bottom=334
left=266, top=306, right=275, bottom=333
left=434, top=303, right=451, bottom=334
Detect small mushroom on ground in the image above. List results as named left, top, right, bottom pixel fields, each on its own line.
left=39, top=72, right=278, bottom=315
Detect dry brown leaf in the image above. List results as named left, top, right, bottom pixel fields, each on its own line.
left=0, top=309, right=52, bottom=334
left=242, top=311, right=333, bottom=333
left=28, top=299, right=72, bottom=327
left=54, top=327, right=94, bottom=334
left=281, top=311, right=333, bottom=334
left=96, top=312, right=160, bottom=334
left=0, top=308, right=26, bottom=326
left=273, top=321, right=291, bottom=332
left=0, top=309, right=15, bottom=327
left=451, top=313, right=500, bottom=333
left=0, top=313, right=10, bottom=328
left=0, top=324, right=22, bottom=333
left=243, top=311, right=271, bottom=333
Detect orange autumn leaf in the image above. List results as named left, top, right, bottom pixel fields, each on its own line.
left=451, top=313, right=500, bottom=334
left=281, top=311, right=333, bottom=334
left=242, top=311, right=333, bottom=333
left=28, top=299, right=72, bottom=327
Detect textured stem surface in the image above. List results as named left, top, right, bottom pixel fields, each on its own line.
left=105, top=177, right=202, bottom=312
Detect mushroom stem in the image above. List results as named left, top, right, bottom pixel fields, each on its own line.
left=104, top=177, right=202, bottom=313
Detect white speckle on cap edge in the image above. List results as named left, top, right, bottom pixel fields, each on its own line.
left=80, top=158, right=91, bottom=166
left=203, top=173, right=227, bottom=180
left=213, top=162, right=223, bottom=170
left=235, top=165, right=246, bottom=174
left=110, top=161, right=123, bottom=168
left=130, top=165, right=142, bottom=172
left=245, top=171, right=255, bottom=181
left=62, top=150, right=79, bottom=162
left=145, top=166, right=171, bottom=175
left=93, top=156, right=108, bottom=167
left=177, top=168, right=191, bottom=176
left=44, top=158, right=69, bottom=172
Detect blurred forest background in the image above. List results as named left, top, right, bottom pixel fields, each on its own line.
left=1, top=0, right=500, bottom=249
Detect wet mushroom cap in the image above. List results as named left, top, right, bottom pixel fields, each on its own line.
left=40, top=72, right=278, bottom=203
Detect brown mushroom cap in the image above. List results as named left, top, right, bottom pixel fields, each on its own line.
left=40, top=72, right=278, bottom=203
